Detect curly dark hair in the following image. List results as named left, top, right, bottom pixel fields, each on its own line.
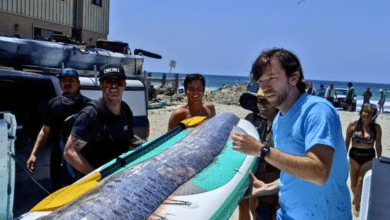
left=251, top=48, right=306, bottom=93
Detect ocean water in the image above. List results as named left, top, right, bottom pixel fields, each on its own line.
left=148, top=72, right=248, bottom=90
left=148, top=72, right=390, bottom=111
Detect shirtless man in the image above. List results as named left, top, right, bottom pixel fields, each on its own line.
left=167, top=74, right=216, bottom=131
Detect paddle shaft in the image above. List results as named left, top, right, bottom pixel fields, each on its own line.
left=29, top=123, right=188, bottom=212
left=100, top=123, right=186, bottom=178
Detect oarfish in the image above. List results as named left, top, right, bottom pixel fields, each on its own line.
left=43, top=113, right=239, bottom=220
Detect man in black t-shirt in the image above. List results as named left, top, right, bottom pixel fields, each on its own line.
left=26, top=68, right=91, bottom=185
left=238, top=88, right=280, bottom=220
left=64, top=64, right=144, bottom=175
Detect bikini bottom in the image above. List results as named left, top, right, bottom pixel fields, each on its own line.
left=349, top=147, right=376, bottom=166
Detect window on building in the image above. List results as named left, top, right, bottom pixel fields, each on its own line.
left=14, top=24, right=19, bottom=31
left=92, top=0, right=102, bottom=6
left=13, top=24, right=20, bottom=37
left=34, top=27, right=62, bottom=40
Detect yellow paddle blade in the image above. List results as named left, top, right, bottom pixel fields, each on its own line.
left=30, top=172, right=102, bottom=212
left=181, top=116, right=207, bottom=127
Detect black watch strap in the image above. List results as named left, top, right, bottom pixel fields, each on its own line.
left=261, top=145, right=271, bottom=157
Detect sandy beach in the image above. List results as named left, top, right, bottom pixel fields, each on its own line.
left=148, top=102, right=390, bottom=220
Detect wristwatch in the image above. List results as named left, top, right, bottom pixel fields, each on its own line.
left=261, top=145, right=271, bottom=157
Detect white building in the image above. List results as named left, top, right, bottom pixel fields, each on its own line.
left=0, top=0, right=110, bottom=45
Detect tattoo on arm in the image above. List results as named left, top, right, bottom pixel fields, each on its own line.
left=74, top=139, right=87, bottom=151
left=66, top=135, right=87, bottom=152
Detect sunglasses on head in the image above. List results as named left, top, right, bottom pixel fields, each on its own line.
left=60, top=70, right=77, bottom=77
left=363, top=108, right=374, bottom=113
left=362, top=104, right=377, bottom=113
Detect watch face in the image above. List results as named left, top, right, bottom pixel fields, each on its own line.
left=261, top=146, right=270, bottom=157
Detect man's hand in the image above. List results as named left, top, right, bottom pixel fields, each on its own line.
left=26, top=155, right=37, bottom=172
left=231, top=132, right=264, bottom=156
left=26, top=125, right=51, bottom=173
left=244, top=171, right=279, bottom=199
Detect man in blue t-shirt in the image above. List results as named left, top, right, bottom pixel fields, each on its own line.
left=232, top=48, right=351, bottom=220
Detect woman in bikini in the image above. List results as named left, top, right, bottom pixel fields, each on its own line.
left=345, top=103, right=382, bottom=217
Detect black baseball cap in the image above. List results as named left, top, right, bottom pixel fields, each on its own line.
left=59, top=68, right=79, bottom=79
left=99, top=64, right=125, bottom=81
left=239, top=92, right=259, bottom=114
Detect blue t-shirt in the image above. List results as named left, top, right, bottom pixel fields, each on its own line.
left=273, top=94, right=351, bottom=220
left=317, top=87, right=325, bottom=97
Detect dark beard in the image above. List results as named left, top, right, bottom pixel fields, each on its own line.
left=279, top=86, right=290, bottom=105
left=271, top=84, right=291, bottom=109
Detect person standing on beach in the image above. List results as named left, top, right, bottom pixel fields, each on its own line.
left=148, top=85, right=157, bottom=101
left=247, top=73, right=260, bottom=93
left=231, top=48, right=351, bottom=220
left=346, top=82, right=355, bottom=111
left=238, top=88, right=280, bottom=220
left=64, top=64, right=144, bottom=175
left=26, top=68, right=91, bottom=186
left=317, top=84, right=325, bottom=97
left=325, top=83, right=335, bottom=103
left=378, top=89, right=386, bottom=114
left=362, top=87, right=372, bottom=104
left=345, top=103, right=382, bottom=217
left=306, top=82, right=316, bottom=95
left=167, top=74, right=216, bottom=131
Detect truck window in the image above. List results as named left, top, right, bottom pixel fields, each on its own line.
left=0, top=77, right=57, bottom=136
left=0, top=79, right=18, bottom=115
left=24, top=79, right=57, bottom=135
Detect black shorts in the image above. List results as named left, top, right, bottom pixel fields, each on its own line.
left=349, top=147, right=375, bottom=166
left=346, top=99, right=353, bottom=105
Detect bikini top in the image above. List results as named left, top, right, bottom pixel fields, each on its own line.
left=352, top=124, right=375, bottom=145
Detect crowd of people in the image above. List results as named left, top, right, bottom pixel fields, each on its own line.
left=26, top=48, right=385, bottom=219
left=304, top=80, right=387, bottom=112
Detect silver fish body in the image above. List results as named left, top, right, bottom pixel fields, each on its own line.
left=44, top=113, right=239, bottom=220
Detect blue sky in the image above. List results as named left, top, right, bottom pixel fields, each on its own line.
left=108, top=0, right=390, bottom=83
